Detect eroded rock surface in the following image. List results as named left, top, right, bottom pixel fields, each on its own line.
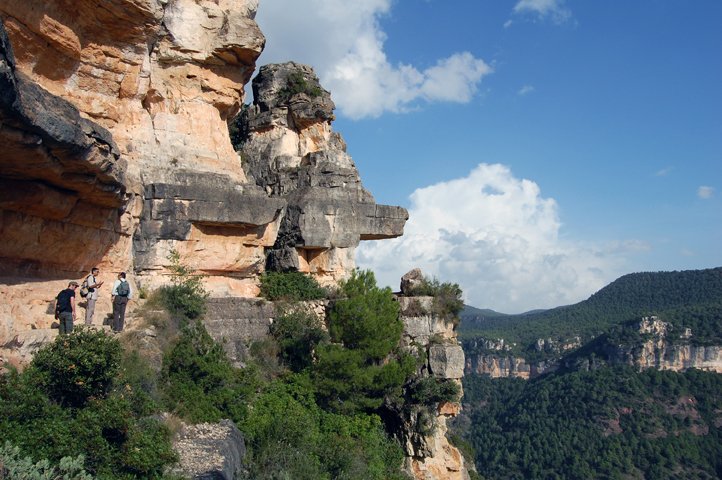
left=0, top=3, right=407, bottom=355
left=240, top=62, right=408, bottom=284
left=389, top=271, right=471, bottom=480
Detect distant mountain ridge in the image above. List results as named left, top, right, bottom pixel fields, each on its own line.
left=460, top=267, right=722, bottom=348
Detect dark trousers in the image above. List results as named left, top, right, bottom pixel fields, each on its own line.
left=59, top=311, right=73, bottom=334
left=112, top=296, right=128, bottom=332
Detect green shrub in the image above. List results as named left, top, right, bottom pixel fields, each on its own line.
left=270, top=311, right=329, bottom=372
left=278, top=71, right=323, bottom=101
left=160, top=321, right=257, bottom=424
left=0, top=442, right=91, bottom=480
left=30, top=327, right=122, bottom=408
left=313, top=270, right=416, bottom=414
left=259, top=271, right=327, bottom=301
left=160, top=249, right=208, bottom=321
left=328, top=270, right=401, bottom=361
left=408, top=276, right=464, bottom=322
left=409, top=377, right=461, bottom=405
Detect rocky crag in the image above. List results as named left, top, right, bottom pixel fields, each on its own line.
left=464, top=316, right=722, bottom=379
left=0, top=1, right=473, bottom=478
left=0, top=1, right=404, bottom=365
left=387, top=269, right=470, bottom=480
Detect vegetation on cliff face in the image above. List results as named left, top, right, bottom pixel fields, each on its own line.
left=1, top=268, right=419, bottom=479
left=453, top=366, right=722, bottom=479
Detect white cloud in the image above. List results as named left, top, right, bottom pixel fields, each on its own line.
left=255, top=0, right=491, bottom=119
left=697, top=186, right=714, bottom=199
left=513, top=0, right=572, bottom=24
left=518, top=85, right=535, bottom=96
left=655, top=166, right=673, bottom=176
left=357, top=164, right=631, bottom=313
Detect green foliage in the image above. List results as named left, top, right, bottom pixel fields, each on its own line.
left=259, top=271, right=327, bottom=301
left=240, top=375, right=408, bottom=480
left=408, top=377, right=461, bottom=405
left=408, top=276, right=464, bottom=321
left=454, top=367, right=722, bottom=479
left=279, top=71, right=323, bottom=101
left=270, top=310, right=329, bottom=372
left=311, top=270, right=415, bottom=414
left=159, top=249, right=208, bottom=321
left=160, top=320, right=256, bottom=424
left=328, top=270, right=401, bottom=361
left=0, top=351, right=176, bottom=478
left=30, top=327, right=122, bottom=407
left=0, top=442, right=91, bottom=480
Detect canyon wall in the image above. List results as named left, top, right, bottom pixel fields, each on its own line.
left=464, top=316, right=722, bottom=380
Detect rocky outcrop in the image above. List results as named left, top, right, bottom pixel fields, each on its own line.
left=462, top=337, right=559, bottom=379
left=389, top=277, right=471, bottom=480
left=0, top=2, right=407, bottom=363
left=240, top=62, right=408, bottom=284
left=171, top=419, right=246, bottom=480
left=603, top=316, right=722, bottom=373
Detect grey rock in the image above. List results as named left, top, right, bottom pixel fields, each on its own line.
left=429, top=344, right=465, bottom=379
left=400, top=268, right=425, bottom=295
left=172, top=419, right=245, bottom=480
left=240, top=62, right=408, bottom=270
left=202, top=297, right=276, bottom=366
left=133, top=171, right=285, bottom=270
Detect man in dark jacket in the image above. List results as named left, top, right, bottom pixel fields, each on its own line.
left=56, top=281, right=79, bottom=334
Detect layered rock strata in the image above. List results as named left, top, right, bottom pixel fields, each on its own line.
left=0, top=2, right=407, bottom=364
left=387, top=270, right=471, bottom=480
left=240, top=62, right=408, bottom=284
left=603, top=316, right=722, bottom=373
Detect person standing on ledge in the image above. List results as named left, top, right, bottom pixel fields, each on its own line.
left=55, top=281, right=79, bottom=334
left=111, top=272, right=132, bottom=332
left=84, top=267, right=104, bottom=325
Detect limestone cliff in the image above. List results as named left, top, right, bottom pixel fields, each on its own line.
left=0, top=1, right=405, bottom=366
left=464, top=317, right=722, bottom=379
left=599, top=316, right=722, bottom=373
left=386, top=270, right=471, bottom=480
left=239, top=62, right=408, bottom=285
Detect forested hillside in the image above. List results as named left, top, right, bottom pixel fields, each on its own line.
left=452, top=367, right=722, bottom=479
left=460, top=267, right=722, bottom=359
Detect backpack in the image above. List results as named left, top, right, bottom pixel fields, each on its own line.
left=117, top=281, right=130, bottom=297
left=79, top=279, right=89, bottom=298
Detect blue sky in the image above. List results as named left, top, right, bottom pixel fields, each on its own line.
left=255, top=0, right=722, bottom=313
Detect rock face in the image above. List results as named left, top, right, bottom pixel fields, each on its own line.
left=463, top=317, right=722, bottom=380
left=240, top=62, right=408, bottom=284
left=172, top=419, right=246, bottom=480
left=0, top=2, right=407, bottom=363
left=603, top=316, right=722, bottom=373
left=390, top=287, right=471, bottom=480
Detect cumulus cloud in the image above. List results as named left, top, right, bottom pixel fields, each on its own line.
left=513, top=0, right=572, bottom=24
left=255, top=0, right=491, bottom=119
left=697, top=186, right=714, bottom=199
left=357, top=164, right=631, bottom=313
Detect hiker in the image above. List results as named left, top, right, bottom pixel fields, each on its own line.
left=83, top=267, right=104, bottom=325
left=55, top=281, right=79, bottom=334
left=111, top=272, right=132, bottom=332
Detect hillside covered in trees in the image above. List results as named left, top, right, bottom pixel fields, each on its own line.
left=452, top=367, right=722, bottom=479
left=460, top=267, right=722, bottom=360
